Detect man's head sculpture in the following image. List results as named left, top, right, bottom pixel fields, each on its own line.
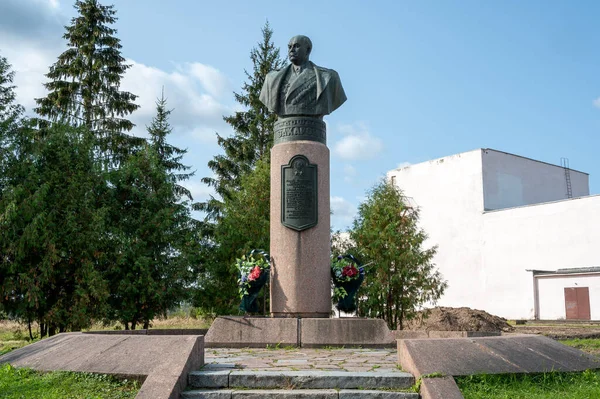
left=288, top=35, right=312, bottom=66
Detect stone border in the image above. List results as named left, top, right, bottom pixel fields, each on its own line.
left=204, top=317, right=399, bottom=348
left=0, top=332, right=204, bottom=399
left=398, top=334, right=600, bottom=399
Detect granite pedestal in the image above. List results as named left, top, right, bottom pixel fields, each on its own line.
left=269, top=140, right=331, bottom=318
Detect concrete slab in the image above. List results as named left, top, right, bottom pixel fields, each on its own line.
left=205, top=317, right=298, bottom=348
left=398, top=334, right=600, bottom=377
left=419, top=377, right=464, bottom=399
left=0, top=332, right=204, bottom=399
left=301, top=318, right=396, bottom=348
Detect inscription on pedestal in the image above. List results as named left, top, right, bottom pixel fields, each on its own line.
left=281, top=155, right=318, bottom=231
left=274, top=117, right=326, bottom=145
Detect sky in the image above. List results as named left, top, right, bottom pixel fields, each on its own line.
left=1, top=0, right=599, bottom=230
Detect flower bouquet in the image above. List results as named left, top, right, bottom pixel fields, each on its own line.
left=236, top=249, right=270, bottom=314
left=331, top=254, right=365, bottom=313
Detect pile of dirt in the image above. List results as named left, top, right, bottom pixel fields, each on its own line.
left=404, top=307, right=515, bottom=332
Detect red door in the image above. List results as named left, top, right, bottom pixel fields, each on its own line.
left=564, top=287, right=591, bottom=320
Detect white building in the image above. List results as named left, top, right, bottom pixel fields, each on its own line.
left=387, top=148, right=600, bottom=320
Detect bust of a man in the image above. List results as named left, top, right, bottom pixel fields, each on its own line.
left=259, top=35, right=346, bottom=118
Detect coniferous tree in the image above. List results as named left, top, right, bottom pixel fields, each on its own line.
left=34, top=0, right=141, bottom=164
left=147, top=89, right=193, bottom=200
left=0, top=54, right=24, bottom=135
left=0, top=54, right=26, bottom=196
left=199, top=21, right=285, bottom=220
left=194, top=158, right=271, bottom=314
left=0, top=124, right=110, bottom=337
left=348, top=180, right=447, bottom=330
left=106, top=95, right=201, bottom=329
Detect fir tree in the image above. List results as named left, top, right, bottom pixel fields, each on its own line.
left=0, top=124, right=110, bottom=336
left=194, top=158, right=271, bottom=314
left=349, top=180, right=447, bottom=330
left=106, top=96, right=201, bottom=329
left=0, top=54, right=25, bottom=197
left=0, top=54, right=24, bottom=134
left=199, top=21, right=285, bottom=219
left=34, top=0, right=141, bottom=164
left=147, top=89, right=193, bottom=200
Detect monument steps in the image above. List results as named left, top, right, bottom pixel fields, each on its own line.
left=182, top=388, right=419, bottom=398
left=182, top=370, right=418, bottom=399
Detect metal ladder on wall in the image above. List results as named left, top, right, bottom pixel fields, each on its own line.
left=561, top=157, right=573, bottom=199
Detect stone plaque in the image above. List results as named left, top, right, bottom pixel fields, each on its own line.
left=281, top=155, right=318, bottom=231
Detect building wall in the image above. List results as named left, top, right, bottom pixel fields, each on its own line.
left=388, top=148, right=598, bottom=320
left=481, top=195, right=600, bottom=319
left=387, top=149, right=486, bottom=310
left=537, top=274, right=600, bottom=320
left=482, top=149, right=589, bottom=211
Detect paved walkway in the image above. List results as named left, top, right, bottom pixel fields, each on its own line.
left=203, top=348, right=401, bottom=373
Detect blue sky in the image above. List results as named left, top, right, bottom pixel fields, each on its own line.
left=1, top=0, right=599, bottom=230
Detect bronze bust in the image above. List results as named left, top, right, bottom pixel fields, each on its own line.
left=260, top=35, right=346, bottom=118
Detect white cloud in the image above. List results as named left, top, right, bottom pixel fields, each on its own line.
left=121, top=60, right=232, bottom=140
left=333, top=122, right=383, bottom=161
left=593, top=97, right=600, bottom=109
left=0, top=1, right=234, bottom=146
left=343, top=164, right=357, bottom=183
left=331, top=196, right=357, bottom=230
left=186, top=63, right=231, bottom=99
left=182, top=180, right=214, bottom=203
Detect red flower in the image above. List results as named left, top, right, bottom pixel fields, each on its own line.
left=248, top=266, right=261, bottom=281
left=342, top=265, right=358, bottom=278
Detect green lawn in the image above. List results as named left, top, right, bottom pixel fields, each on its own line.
left=561, top=338, right=600, bottom=355
left=456, top=370, right=600, bottom=399
left=0, top=364, right=139, bottom=399
left=0, top=328, right=33, bottom=356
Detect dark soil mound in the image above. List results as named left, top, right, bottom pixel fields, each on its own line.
left=404, top=307, right=514, bottom=332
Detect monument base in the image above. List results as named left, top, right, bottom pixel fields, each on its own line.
left=204, top=317, right=396, bottom=348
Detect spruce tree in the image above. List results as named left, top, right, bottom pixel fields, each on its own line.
left=147, top=89, right=193, bottom=200
left=0, top=54, right=24, bottom=135
left=349, top=180, right=447, bottom=330
left=105, top=95, right=201, bottom=329
left=0, top=54, right=25, bottom=197
left=0, top=124, right=110, bottom=336
left=199, top=21, right=285, bottom=219
left=34, top=0, right=140, bottom=164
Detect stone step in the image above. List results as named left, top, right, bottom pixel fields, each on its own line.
left=188, top=370, right=415, bottom=390
left=182, top=389, right=419, bottom=398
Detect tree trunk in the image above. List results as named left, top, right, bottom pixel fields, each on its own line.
left=28, top=319, right=33, bottom=341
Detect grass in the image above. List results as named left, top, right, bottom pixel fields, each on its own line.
left=0, top=321, right=36, bottom=356
left=0, top=363, right=139, bottom=399
left=456, top=370, right=600, bottom=399
left=560, top=338, right=600, bottom=355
